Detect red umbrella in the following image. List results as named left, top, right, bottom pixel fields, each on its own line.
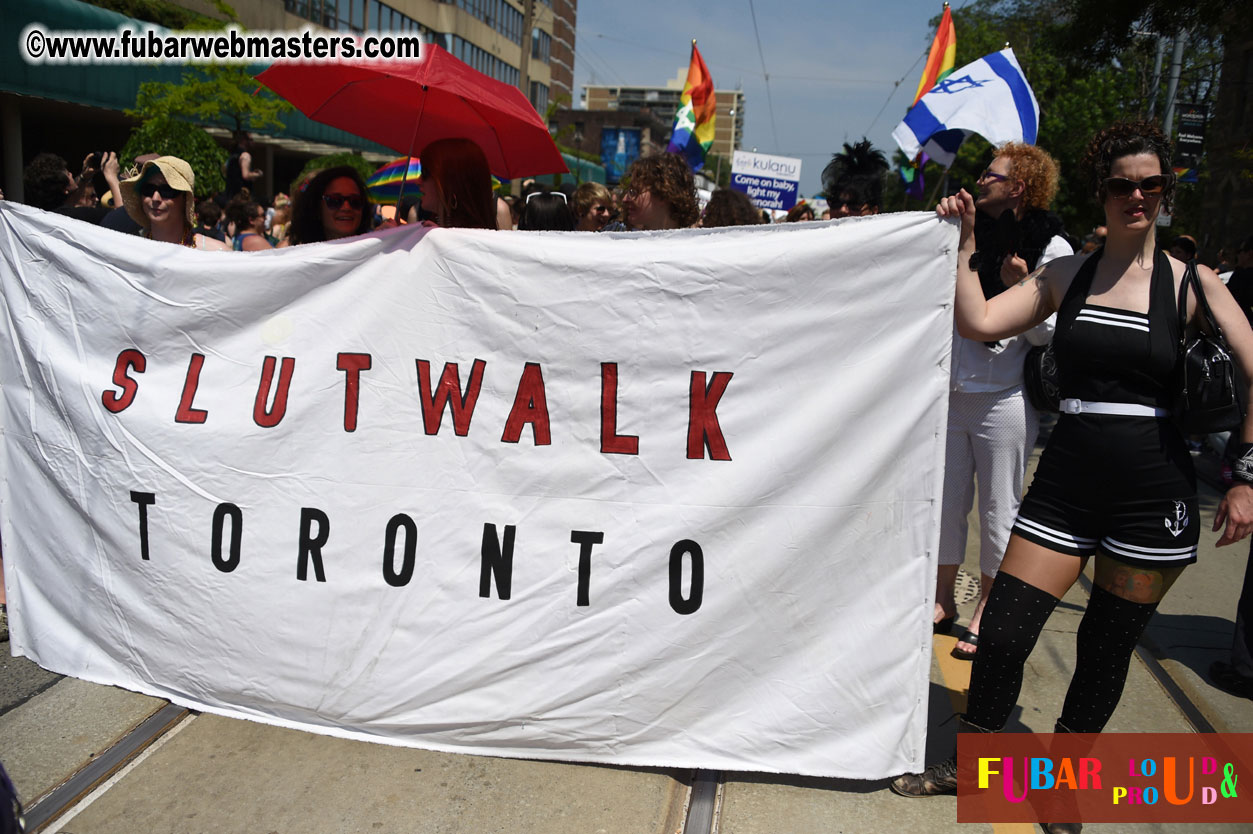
left=256, top=44, right=567, bottom=180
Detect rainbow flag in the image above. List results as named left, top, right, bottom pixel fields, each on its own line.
left=901, top=4, right=957, bottom=198
left=1173, top=165, right=1198, bottom=183
left=912, top=4, right=957, bottom=105
left=901, top=151, right=931, bottom=200
left=667, top=41, right=716, bottom=171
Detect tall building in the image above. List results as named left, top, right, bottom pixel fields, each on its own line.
left=581, top=68, right=745, bottom=159
left=230, top=0, right=577, bottom=114
left=1, top=0, right=576, bottom=203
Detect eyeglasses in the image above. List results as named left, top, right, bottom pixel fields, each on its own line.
left=139, top=182, right=181, bottom=200
left=622, top=188, right=643, bottom=200
left=978, top=169, right=1010, bottom=184
left=1102, top=175, right=1172, bottom=199
left=526, top=190, right=567, bottom=204
left=323, top=193, right=364, bottom=210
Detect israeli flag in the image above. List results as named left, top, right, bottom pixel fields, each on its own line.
left=892, top=48, right=1039, bottom=168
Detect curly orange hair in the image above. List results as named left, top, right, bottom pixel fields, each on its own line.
left=996, top=142, right=1060, bottom=211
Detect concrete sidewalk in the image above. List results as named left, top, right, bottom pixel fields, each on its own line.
left=2, top=446, right=1250, bottom=833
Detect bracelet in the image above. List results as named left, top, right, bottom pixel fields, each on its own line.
left=1228, top=443, right=1253, bottom=485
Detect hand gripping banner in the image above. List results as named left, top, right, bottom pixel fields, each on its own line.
left=0, top=204, right=955, bottom=778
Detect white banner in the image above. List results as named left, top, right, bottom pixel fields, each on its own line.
left=0, top=203, right=955, bottom=778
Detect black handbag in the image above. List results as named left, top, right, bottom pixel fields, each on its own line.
left=1023, top=342, right=1060, bottom=412
left=1175, top=260, right=1245, bottom=433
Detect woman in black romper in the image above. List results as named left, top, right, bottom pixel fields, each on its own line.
left=891, top=122, right=1253, bottom=825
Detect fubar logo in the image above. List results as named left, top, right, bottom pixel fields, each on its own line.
left=957, top=733, right=1253, bottom=824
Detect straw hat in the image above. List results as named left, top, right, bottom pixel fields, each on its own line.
left=120, top=156, right=196, bottom=230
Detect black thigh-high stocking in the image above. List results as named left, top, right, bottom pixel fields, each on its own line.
left=1058, top=584, right=1158, bottom=732
left=964, top=572, right=1061, bottom=730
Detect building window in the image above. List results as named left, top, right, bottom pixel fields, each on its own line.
left=530, top=81, right=548, bottom=113
left=451, top=36, right=519, bottom=86
left=531, top=28, right=550, bottom=64
left=321, top=0, right=338, bottom=29
left=449, top=0, right=524, bottom=45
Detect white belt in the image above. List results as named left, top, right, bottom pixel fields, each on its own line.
left=1059, top=399, right=1170, bottom=417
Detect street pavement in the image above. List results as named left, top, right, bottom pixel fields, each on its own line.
left=1, top=441, right=1251, bottom=833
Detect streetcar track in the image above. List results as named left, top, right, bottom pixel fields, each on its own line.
left=23, top=704, right=191, bottom=833
left=683, top=769, right=721, bottom=833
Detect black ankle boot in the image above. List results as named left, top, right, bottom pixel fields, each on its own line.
left=889, top=716, right=995, bottom=798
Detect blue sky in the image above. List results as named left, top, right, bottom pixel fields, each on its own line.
left=571, top=0, right=956, bottom=196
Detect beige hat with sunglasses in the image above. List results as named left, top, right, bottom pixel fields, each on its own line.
left=120, top=156, right=196, bottom=229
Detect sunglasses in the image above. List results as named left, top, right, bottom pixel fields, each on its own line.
left=827, top=198, right=862, bottom=210
left=978, top=169, right=1010, bottom=184
left=323, top=193, right=364, bottom=210
left=1102, top=175, right=1172, bottom=199
left=525, top=190, right=567, bottom=204
left=139, top=182, right=182, bottom=200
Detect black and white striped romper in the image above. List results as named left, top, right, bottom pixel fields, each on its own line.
left=1013, top=248, right=1198, bottom=567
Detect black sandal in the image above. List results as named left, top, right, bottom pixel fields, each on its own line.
left=950, top=630, right=979, bottom=660
left=933, top=615, right=955, bottom=635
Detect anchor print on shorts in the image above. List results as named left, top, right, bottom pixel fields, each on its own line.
left=1164, top=500, right=1189, bottom=537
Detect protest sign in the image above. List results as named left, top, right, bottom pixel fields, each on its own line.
left=730, top=150, right=802, bottom=211
left=0, top=205, right=954, bottom=777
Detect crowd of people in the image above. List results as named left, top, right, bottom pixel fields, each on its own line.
left=2, top=125, right=1252, bottom=822
left=8, top=131, right=904, bottom=251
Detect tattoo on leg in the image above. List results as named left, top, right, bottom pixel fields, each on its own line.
left=1099, top=564, right=1164, bottom=603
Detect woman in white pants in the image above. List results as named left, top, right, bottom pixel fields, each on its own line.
left=936, top=143, right=1071, bottom=658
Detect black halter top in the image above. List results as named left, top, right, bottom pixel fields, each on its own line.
left=1052, top=248, right=1181, bottom=410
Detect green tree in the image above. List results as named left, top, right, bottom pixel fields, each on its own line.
left=120, top=119, right=227, bottom=199
left=122, top=61, right=291, bottom=201
left=128, top=64, right=291, bottom=136
left=1050, top=0, right=1229, bottom=64
left=109, top=0, right=292, bottom=176
left=97, top=0, right=293, bottom=202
